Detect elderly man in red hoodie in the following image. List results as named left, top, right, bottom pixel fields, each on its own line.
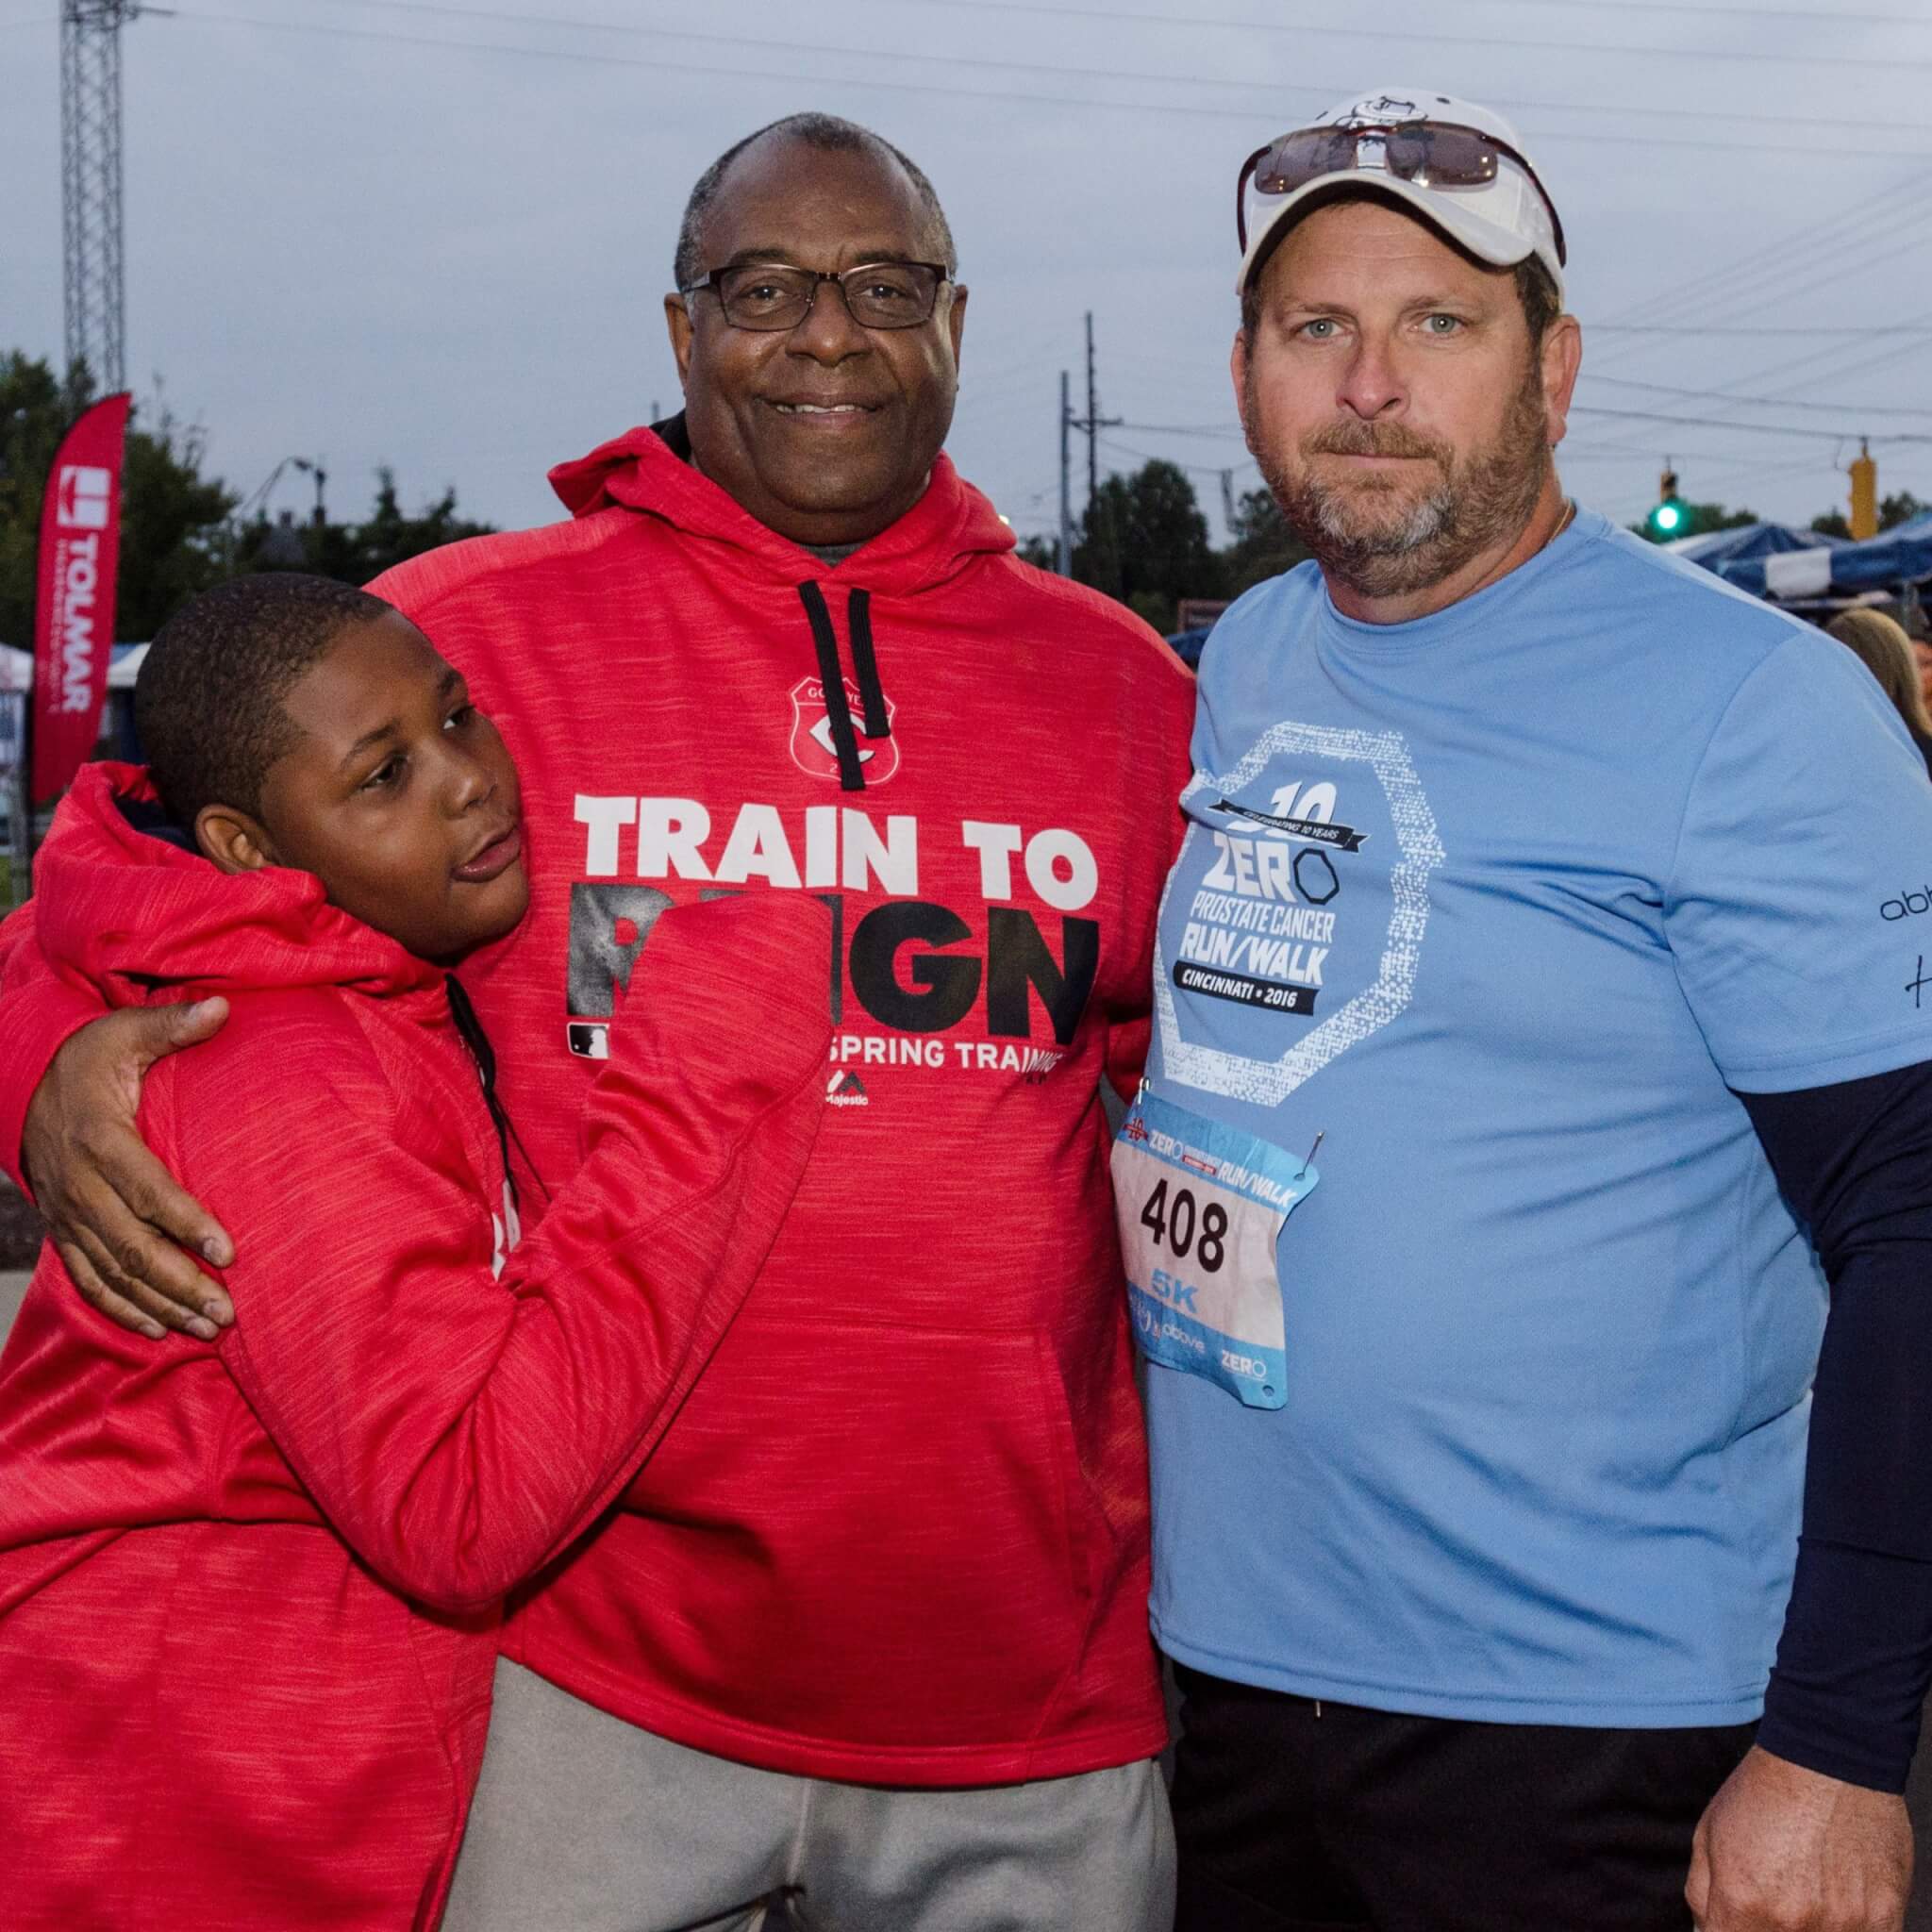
left=0, top=114, right=1192, bottom=1930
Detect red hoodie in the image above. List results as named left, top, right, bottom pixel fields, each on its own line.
left=0, top=763, right=831, bottom=1930
left=0, top=425, right=1194, bottom=1786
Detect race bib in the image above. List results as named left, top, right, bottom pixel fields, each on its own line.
left=1112, top=1088, right=1319, bottom=1409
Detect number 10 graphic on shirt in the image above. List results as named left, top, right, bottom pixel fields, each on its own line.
left=1112, top=1088, right=1319, bottom=1409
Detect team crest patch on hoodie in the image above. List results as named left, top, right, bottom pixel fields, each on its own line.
left=790, top=676, right=900, bottom=785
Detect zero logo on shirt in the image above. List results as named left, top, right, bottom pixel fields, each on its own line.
left=1157, top=723, right=1444, bottom=1109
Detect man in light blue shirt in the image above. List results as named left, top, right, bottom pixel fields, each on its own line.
left=1135, top=87, right=1932, bottom=1932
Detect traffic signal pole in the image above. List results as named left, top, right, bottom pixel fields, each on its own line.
left=1647, top=463, right=1688, bottom=541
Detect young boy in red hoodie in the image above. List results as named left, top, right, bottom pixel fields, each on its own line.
left=0, top=573, right=831, bottom=1930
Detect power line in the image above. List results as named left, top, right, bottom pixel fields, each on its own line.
left=1584, top=179, right=1932, bottom=380
left=169, top=8, right=1326, bottom=123
left=165, top=8, right=1932, bottom=157
left=927, top=0, right=1932, bottom=27
left=1597, top=179, right=1928, bottom=333
left=884, top=0, right=1932, bottom=75
left=1099, top=436, right=1258, bottom=478
left=1582, top=374, right=1932, bottom=419
left=1721, top=199, right=1932, bottom=329
left=1492, top=0, right=1928, bottom=24
left=1571, top=404, right=1931, bottom=441
left=1651, top=303, right=1932, bottom=415
left=335, top=0, right=1913, bottom=141
left=1115, top=420, right=1247, bottom=438
left=1591, top=324, right=1932, bottom=338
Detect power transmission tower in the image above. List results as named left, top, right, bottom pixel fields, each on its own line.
left=62, top=1, right=150, bottom=391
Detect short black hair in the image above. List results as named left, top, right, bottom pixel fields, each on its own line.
left=673, top=112, right=958, bottom=292
left=135, top=573, right=390, bottom=826
left=1240, top=191, right=1564, bottom=351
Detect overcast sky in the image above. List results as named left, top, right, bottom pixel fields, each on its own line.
left=4, top=0, right=1929, bottom=561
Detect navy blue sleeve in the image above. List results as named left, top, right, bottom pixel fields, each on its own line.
left=1739, top=1061, right=1932, bottom=1793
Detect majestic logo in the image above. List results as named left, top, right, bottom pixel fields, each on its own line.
left=789, top=675, right=900, bottom=785
left=827, top=1069, right=870, bottom=1108
left=56, top=464, right=112, bottom=531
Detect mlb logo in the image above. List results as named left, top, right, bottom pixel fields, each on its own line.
left=57, top=465, right=112, bottom=531
left=789, top=675, right=900, bottom=785
left=565, top=1022, right=609, bottom=1059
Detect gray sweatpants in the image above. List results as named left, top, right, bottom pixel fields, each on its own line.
left=442, top=1657, right=1175, bottom=1932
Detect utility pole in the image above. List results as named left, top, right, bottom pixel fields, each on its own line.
left=62, top=1, right=153, bottom=391
left=293, top=457, right=328, bottom=528
left=1086, top=312, right=1101, bottom=505
left=1063, top=313, right=1121, bottom=584
left=1058, top=370, right=1073, bottom=575
left=1072, top=311, right=1122, bottom=504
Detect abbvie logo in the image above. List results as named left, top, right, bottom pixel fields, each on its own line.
left=56, top=465, right=112, bottom=531
left=1881, top=889, right=1932, bottom=922
left=826, top=1070, right=870, bottom=1108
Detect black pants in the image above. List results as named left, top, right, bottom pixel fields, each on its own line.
left=1169, top=1661, right=1757, bottom=1932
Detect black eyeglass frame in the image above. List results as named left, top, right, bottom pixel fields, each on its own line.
left=678, top=259, right=954, bottom=332
left=1236, top=120, right=1567, bottom=268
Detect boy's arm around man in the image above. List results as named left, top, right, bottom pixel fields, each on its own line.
left=16, top=892, right=830, bottom=1611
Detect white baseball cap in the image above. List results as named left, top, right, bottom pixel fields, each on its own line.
left=1236, top=89, right=1566, bottom=302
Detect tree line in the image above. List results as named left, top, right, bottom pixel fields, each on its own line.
left=1029, top=464, right=1932, bottom=638
left=0, top=354, right=491, bottom=646
left=8, top=350, right=1915, bottom=647
left=1016, top=460, right=1312, bottom=635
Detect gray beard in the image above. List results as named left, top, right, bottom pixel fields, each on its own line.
left=1250, top=365, right=1551, bottom=603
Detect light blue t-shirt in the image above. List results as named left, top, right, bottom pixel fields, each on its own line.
left=1144, top=508, right=1932, bottom=1726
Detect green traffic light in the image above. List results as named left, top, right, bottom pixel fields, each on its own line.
left=1649, top=499, right=1688, bottom=538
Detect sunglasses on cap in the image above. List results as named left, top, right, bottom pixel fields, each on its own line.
left=1236, top=119, right=1567, bottom=265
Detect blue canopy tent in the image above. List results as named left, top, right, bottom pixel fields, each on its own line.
left=1698, top=515, right=1932, bottom=601
left=1669, top=521, right=1846, bottom=575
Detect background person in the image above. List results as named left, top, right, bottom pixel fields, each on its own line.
left=1910, top=628, right=1932, bottom=718
left=1131, top=87, right=1932, bottom=1932
left=1827, top=607, right=1932, bottom=774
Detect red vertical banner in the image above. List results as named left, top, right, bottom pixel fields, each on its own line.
left=31, top=392, right=132, bottom=805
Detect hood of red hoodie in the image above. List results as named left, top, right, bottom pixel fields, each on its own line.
left=546, top=417, right=1015, bottom=600
left=33, top=763, right=444, bottom=1009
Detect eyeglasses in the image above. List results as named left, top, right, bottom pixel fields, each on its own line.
left=680, top=260, right=951, bottom=332
left=1237, top=120, right=1566, bottom=264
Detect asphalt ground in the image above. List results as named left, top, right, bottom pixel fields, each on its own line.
left=0, top=1258, right=1928, bottom=1924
